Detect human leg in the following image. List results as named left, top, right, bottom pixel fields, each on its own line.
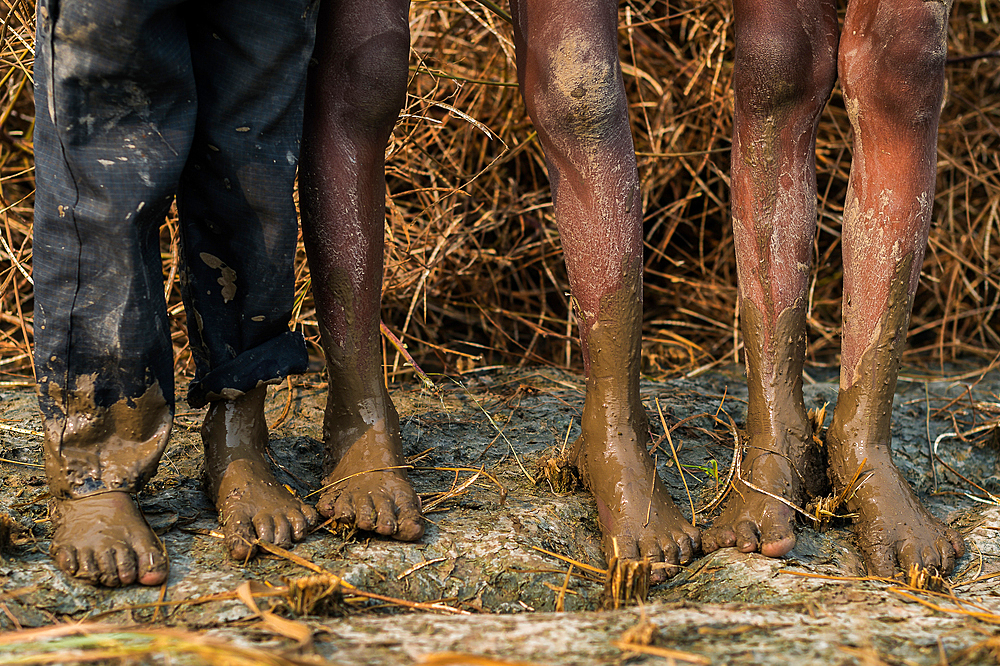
left=510, top=0, right=698, bottom=580
left=827, top=0, right=963, bottom=576
left=32, top=0, right=197, bottom=586
left=178, top=0, right=319, bottom=559
left=702, top=0, right=838, bottom=557
left=299, top=0, right=422, bottom=540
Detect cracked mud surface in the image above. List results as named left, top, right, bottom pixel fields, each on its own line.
left=1, top=365, right=998, bottom=665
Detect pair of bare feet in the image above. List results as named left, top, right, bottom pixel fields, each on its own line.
left=49, top=385, right=423, bottom=587
left=700, top=392, right=965, bottom=578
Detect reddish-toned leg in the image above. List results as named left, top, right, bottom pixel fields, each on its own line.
left=510, top=0, right=698, bottom=580
left=826, top=0, right=963, bottom=576
left=300, top=0, right=423, bottom=541
left=702, top=0, right=838, bottom=558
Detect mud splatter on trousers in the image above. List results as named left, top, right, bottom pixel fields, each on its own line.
left=32, top=0, right=318, bottom=498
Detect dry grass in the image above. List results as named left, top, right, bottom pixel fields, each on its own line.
left=1, top=0, right=998, bottom=387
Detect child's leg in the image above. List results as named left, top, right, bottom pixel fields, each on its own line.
left=178, top=0, right=320, bottom=560
left=701, top=0, right=838, bottom=558
left=299, top=0, right=423, bottom=540
left=510, top=0, right=699, bottom=580
left=32, top=0, right=194, bottom=586
left=826, top=0, right=963, bottom=576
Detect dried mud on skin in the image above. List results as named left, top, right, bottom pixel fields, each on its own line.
left=1, top=367, right=999, bottom=665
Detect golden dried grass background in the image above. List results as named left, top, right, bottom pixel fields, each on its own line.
left=1, top=0, right=998, bottom=388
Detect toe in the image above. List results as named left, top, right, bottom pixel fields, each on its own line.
left=920, top=544, right=942, bottom=571
left=759, top=520, right=796, bottom=558
left=224, top=516, right=257, bottom=560
left=733, top=521, right=760, bottom=553
left=271, top=515, right=292, bottom=548
left=675, top=530, right=698, bottom=564
left=253, top=514, right=277, bottom=546
left=113, top=546, right=138, bottom=586
left=137, top=548, right=169, bottom=586
left=51, top=545, right=79, bottom=577
left=289, top=507, right=313, bottom=541
left=395, top=507, right=425, bottom=541
left=939, top=538, right=957, bottom=575
left=373, top=495, right=399, bottom=536
left=76, top=550, right=102, bottom=584
left=301, top=503, right=320, bottom=531
left=354, top=498, right=378, bottom=532
left=332, top=492, right=357, bottom=525
left=949, top=529, right=966, bottom=560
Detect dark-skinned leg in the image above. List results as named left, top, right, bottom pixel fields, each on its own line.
left=702, top=0, right=838, bottom=558
left=510, top=0, right=698, bottom=581
left=300, top=0, right=423, bottom=541
left=826, top=0, right=963, bottom=576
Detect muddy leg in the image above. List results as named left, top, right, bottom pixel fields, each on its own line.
left=202, top=387, right=319, bottom=560
left=826, top=0, right=963, bottom=576
left=701, top=0, right=837, bottom=557
left=299, top=0, right=423, bottom=541
left=510, top=0, right=698, bottom=580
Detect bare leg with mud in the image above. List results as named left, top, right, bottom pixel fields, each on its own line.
left=702, top=0, right=837, bottom=557
left=510, top=0, right=699, bottom=580
left=825, top=0, right=963, bottom=576
left=300, top=0, right=423, bottom=541
left=202, top=387, right=319, bottom=560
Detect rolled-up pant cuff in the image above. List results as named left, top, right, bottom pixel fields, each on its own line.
left=41, top=379, right=173, bottom=499
left=186, top=330, right=309, bottom=408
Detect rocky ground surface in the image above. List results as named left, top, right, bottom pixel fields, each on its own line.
left=1, top=364, right=998, bottom=665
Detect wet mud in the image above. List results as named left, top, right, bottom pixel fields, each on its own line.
left=1, top=365, right=998, bottom=664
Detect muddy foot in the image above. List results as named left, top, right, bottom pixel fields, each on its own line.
left=837, top=455, right=964, bottom=577
left=203, top=387, right=318, bottom=560
left=701, top=443, right=802, bottom=558
left=50, top=492, right=168, bottom=587
left=574, top=423, right=700, bottom=584
left=318, top=413, right=424, bottom=541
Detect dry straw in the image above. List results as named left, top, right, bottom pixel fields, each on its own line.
left=1, top=0, right=997, bottom=385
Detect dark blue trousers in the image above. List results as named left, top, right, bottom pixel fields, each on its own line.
left=33, top=0, right=317, bottom=498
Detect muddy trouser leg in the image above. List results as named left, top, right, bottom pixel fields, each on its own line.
left=32, top=0, right=198, bottom=499
left=179, top=0, right=317, bottom=409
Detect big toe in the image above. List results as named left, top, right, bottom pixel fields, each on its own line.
left=224, top=516, right=258, bottom=560
left=391, top=495, right=424, bottom=541
left=758, top=519, right=796, bottom=558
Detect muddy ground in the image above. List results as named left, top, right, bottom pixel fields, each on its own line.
left=1, top=364, right=999, bottom=665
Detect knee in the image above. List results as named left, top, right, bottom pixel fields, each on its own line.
left=327, top=29, right=410, bottom=136
left=840, top=3, right=949, bottom=129
left=733, top=14, right=837, bottom=121
left=523, top=34, right=628, bottom=150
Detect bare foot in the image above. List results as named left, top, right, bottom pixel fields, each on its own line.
left=702, top=304, right=825, bottom=559
left=837, top=455, right=964, bottom=577
left=50, top=492, right=168, bottom=587
left=202, top=387, right=318, bottom=560
left=574, top=413, right=700, bottom=584
left=828, top=410, right=964, bottom=577
left=701, top=434, right=807, bottom=558
left=318, top=397, right=423, bottom=541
